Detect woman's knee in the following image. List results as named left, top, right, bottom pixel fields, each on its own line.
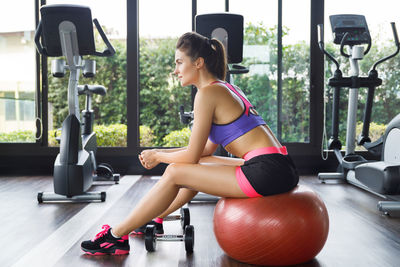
left=198, top=156, right=212, bottom=164
left=163, top=163, right=182, bottom=183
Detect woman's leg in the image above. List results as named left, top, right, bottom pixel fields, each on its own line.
left=112, top=163, right=247, bottom=237
left=145, top=157, right=241, bottom=219
left=157, top=188, right=198, bottom=218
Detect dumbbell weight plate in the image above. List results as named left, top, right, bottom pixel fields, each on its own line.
left=145, top=225, right=157, bottom=252
left=37, top=192, right=43, bottom=203
left=180, top=207, right=190, bottom=229
left=184, top=225, right=194, bottom=253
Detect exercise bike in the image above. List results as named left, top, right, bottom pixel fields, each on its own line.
left=35, top=4, right=119, bottom=203
left=318, top=14, right=400, bottom=217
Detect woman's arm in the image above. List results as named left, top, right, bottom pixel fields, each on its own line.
left=154, top=147, right=187, bottom=153
left=140, top=87, right=216, bottom=168
left=139, top=130, right=218, bottom=170
left=202, top=139, right=218, bottom=157
left=144, top=139, right=217, bottom=155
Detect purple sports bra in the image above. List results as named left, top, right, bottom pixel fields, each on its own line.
left=208, top=81, right=266, bottom=147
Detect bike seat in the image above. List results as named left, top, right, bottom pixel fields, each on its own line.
left=78, top=84, right=107, bottom=96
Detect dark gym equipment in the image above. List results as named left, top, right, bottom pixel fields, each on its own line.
left=163, top=207, right=190, bottom=229
left=196, top=13, right=243, bottom=64
left=78, top=84, right=120, bottom=183
left=35, top=4, right=118, bottom=203
left=195, top=13, right=249, bottom=80
left=145, top=224, right=195, bottom=253
left=318, top=14, right=400, bottom=217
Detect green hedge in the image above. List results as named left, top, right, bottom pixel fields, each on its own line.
left=0, top=130, right=36, bottom=142
left=162, top=127, right=191, bottom=147
left=1, top=124, right=160, bottom=147
left=140, top=125, right=156, bottom=147
left=1, top=122, right=386, bottom=150
left=356, top=122, right=386, bottom=143
left=49, top=124, right=129, bottom=147
left=48, top=128, right=61, bottom=146
left=95, top=124, right=127, bottom=147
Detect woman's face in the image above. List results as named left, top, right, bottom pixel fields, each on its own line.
left=173, top=49, right=198, bottom=87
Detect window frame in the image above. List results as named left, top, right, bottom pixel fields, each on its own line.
left=0, top=0, right=327, bottom=174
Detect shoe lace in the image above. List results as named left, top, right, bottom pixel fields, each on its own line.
left=92, top=224, right=111, bottom=241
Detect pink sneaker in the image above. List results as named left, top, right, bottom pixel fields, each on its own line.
left=81, top=225, right=130, bottom=255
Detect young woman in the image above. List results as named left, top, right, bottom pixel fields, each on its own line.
left=81, top=32, right=299, bottom=255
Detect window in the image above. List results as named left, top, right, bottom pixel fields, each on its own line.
left=0, top=0, right=324, bottom=173
left=230, top=0, right=279, bottom=136
left=282, top=0, right=310, bottom=142
left=0, top=1, right=36, bottom=143
left=138, top=0, right=192, bottom=147
left=197, top=0, right=225, bottom=14
left=137, top=0, right=313, bottom=147
left=231, top=0, right=311, bottom=143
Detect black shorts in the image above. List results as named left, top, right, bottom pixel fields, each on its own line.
left=238, top=153, right=299, bottom=197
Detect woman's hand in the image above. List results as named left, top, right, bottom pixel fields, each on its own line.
left=138, top=149, right=160, bottom=169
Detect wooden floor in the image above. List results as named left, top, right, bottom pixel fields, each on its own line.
left=1, top=174, right=399, bottom=267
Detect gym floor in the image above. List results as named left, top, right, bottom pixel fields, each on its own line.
left=1, top=174, right=399, bottom=267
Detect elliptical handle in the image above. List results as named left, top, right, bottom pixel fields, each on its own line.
left=391, top=22, right=400, bottom=47
left=317, top=24, right=340, bottom=71
left=93, top=18, right=116, bottom=57
left=363, top=32, right=372, bottom=55
left=340, top=32, right=351, bottom=58
left=371, top=22, right=400, bottom=71
left=318, top=24, right=324, bottom=44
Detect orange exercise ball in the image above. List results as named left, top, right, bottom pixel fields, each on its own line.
left=213, top=185, right=329, bottom=266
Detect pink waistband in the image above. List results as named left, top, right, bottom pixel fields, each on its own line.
left=242, top=146, right=288, bottom=161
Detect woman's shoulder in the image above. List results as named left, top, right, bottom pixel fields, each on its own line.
left=202, top=82, right=232, bottom=95
left=197, top=82, right=220, bottom=96
left=195, top=83, right=227, bottom=109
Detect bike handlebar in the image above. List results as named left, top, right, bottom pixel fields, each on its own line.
left=93, top=19, right=116, bottom=57
left=34, top=19, right=115, bottom=58
left=34, top=21, right=44, bottom=55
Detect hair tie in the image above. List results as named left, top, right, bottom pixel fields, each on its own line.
left=203, top=37, right=214, bottom=57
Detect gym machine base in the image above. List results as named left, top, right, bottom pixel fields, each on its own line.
left=37, top=191, right=106, bottom=203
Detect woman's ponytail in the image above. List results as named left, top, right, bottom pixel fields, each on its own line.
left=209, top=39, right=227, bottom=80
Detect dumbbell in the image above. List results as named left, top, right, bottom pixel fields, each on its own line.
left=164, top=207, right=190, bottom=229
left=145, top=224, right=195, bottom=253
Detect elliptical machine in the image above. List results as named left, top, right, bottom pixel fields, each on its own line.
left=318, top=15, right=400, bottom=217
left=35, top=4, right=119, bottom=202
